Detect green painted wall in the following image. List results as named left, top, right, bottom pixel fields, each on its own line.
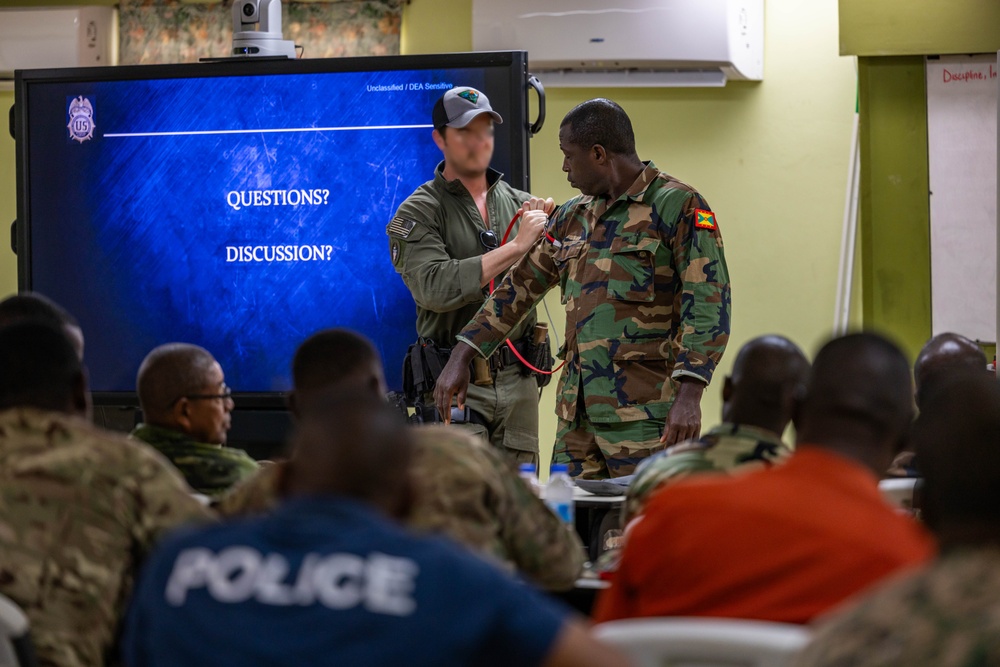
left=858, top=57, right=931, bottom=359
left=840, top=0, right=1000, bottom=56
left=0, top=88, right=13, bottom=297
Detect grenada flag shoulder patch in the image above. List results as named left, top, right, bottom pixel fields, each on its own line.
left=694, top=209, right=717, bottom=230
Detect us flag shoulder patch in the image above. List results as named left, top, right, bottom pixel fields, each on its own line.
left=386, top=217, right=417, bottom=239
left=694, top=209, right=717, bottom=230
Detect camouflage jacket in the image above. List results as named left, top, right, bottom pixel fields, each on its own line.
left=216, top=424, right=585, bottom=590
left=623, top=423, right=791, bottom=524
left=458, top=162, right=731, bottom=423
left=130, top=423, right=258, bottom=499
left=387, top=162, right=535, bottom=347
left=0, top=408, right=211, bottom=667
left=795, top=548, right=1000, bottom=666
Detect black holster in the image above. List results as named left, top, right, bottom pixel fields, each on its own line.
left=401, top=337, right=449, bottom=406
left=517, top=331, right=554, bottom=388
left=401, top=337, right=492, bottom=425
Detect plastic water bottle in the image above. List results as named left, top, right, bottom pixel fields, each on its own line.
left=545, top=463, right=575, bottom=524
left=518, top=462, right=542, bottom=497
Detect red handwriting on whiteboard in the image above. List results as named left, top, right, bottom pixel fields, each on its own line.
left=942, top=65, right=997, bottom=83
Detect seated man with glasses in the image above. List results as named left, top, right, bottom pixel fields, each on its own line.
left=131, top=343, right=258, bottom=498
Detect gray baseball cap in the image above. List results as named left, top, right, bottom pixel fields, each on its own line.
left=432, top=87, right=503, bottom=129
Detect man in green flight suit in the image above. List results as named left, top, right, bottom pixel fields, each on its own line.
left=436, top=98, right=732, bottom=479
left=387, top=86, right=551, bottom=465
left=131, top=342, right=258, bottom=498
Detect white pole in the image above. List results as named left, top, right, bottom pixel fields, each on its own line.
left=834, top=101, right=861, bottom=335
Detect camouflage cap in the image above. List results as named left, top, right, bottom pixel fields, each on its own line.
left=432, top=87, right=503, bottom=130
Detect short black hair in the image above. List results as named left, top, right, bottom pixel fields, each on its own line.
left=560, top=98, right=637, bottom=155
left=800, top=332, right=913, bottom=441
left=0, top=321, right=82, bottom=412
left=0, top=293, right=79, bottom=330
left=292, top=329, right=379, bottom=391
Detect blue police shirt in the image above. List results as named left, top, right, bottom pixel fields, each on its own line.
left=122, top=495, right=570, bottom=667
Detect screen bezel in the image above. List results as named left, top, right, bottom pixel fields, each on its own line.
left=13, top=51, right=531, bottom=409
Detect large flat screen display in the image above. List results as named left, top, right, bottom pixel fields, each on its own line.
left=15, top=52, right=530, bottom=403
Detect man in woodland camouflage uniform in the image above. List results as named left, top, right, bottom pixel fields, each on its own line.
left=0, top=322, right=210, bottom=666
left=436, top=99, right=732, bottom=479
left=131, top=343, right=258, bottom=498
left=216, top=329, right=584, bottom=590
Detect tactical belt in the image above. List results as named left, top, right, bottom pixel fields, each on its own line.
left=402, top=334, right=537, bottom=412
left=487, top=342, right=521, bottom=373
left=435, top=338, right=526, bottom=376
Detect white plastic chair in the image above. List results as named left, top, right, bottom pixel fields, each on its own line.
left=0, top=593, right=36, bottom=667
left=878, top=477, right=919, bottom=509
left=592, top=617, right=811, bottom=667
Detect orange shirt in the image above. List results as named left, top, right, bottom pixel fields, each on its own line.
left=593, top=446, right=934, bottom=624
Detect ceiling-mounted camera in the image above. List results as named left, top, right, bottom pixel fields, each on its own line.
left=232, top=0, right=295, bottom=59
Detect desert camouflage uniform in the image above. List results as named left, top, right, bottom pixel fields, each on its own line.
left=623, top=423, right=790, bottom=524
left=388, top=163, right=541, bottom=465
left=794, top=548, right=1000, bottom=667
left=130, top=423, right=258, bottom=499
left=0, top=408, right=211, bottom=667
left=216, top=424, right=585, bottom=590
left=459, top=162, right=731, bottom=478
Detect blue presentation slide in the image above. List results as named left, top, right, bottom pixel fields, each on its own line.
left=28, top=67, right=495, bottom=393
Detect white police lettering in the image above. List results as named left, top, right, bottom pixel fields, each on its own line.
left=165, top=547, right=213, bottom=605
left=207, top=547, right=261, bottom=603
left=164, top=547, right=418, bottom=616
left=313, top=554, right=365, bottom=609
left=254, top=553, right=296, bottom=605
left=366, top=552, right=418, bottom=616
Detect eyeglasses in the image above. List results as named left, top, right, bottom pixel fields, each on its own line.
left=479, top=229, right=499, bottom=251
left=170, top=383, right=233, bottom=407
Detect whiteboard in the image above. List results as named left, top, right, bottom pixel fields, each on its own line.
left=926, top=54, right=997, bottom=341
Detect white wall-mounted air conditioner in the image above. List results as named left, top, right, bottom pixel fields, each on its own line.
left=0, top=6, right=118, bottom=80
left=472, top=0, right=763, bottom=87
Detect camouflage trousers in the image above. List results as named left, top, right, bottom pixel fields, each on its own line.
left=554, top=412, right=666, bottom=479
left=458, top=365, right=539, bottom=468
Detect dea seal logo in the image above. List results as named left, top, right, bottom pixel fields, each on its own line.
left=67, top=96, right=95, bottom=144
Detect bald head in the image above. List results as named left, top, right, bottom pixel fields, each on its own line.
left=797, top=333, right=914, bottom=473
left=136, top=343, right=220, bottom=421
left=285, top=392, right=414, bottom=517
left=723, top=335, right=810, bottom=433
left=914, top=371, right=1000, bottom=546
left=914, top=333, right=988, bottom=410
left=291, top=329, right=386, bottom=409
